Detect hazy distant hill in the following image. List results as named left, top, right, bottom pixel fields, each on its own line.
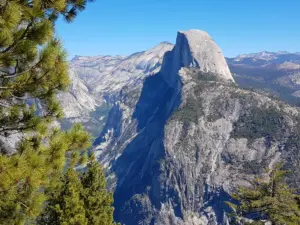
left=227, top=51, right=300, bottom=106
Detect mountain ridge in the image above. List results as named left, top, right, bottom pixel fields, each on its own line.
left=232, top=50, right=300, bottom=61
left=226, top=50, right=300, bottom=106
left=57, top=42, right=174, bottom=136
left=70, top=41, right=174, bottom=61
left=93, top=29, right=300, bottom=225
left=59, top=39, right=300, bottom=138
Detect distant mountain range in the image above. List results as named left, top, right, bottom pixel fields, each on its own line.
left=229, top=51, right=300, bottom=64
left=57, top=42, right=174, bottom=136
left=226, top=51, right=300, bottom=105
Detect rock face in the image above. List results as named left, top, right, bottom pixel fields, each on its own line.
left=70, top=41, right=174, bottom=97
left=57, top=68, right=98, bottom=119
left=161, top=30, right=233, bottom=88
left=57, top=42, right=174, bottom=136
left=174, top=30, right=232, bottom=80
left=95, top=30, right=300, bottom=225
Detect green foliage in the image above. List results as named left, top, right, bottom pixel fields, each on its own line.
left=231, top=106, right=286, bottom=145
left=171, top=97, right=204, bottom=123
left=0, top=0, right=93, bottom=138
left=0, top=0, right=96, bottom=224
left=227, top=165, right=300, bottom=225
left=38, top=168, right=88, bottom=225
left=39, top=153, right=116, bottom=225
left=193, top=70, right=219, bottom=82
left=81, top=153, right=115, bottom=225
left=0, top=125, right=91, bottom=225
left=57, top=169, right=88, bottom=225
left=170, top=70, right=235, bottom=124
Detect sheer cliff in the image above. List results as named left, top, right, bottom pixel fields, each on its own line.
left=95, top=30, right=300, bottom=225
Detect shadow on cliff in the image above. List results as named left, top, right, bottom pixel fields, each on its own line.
left=202, top=185, right=237, bottom=224
left=110, top=70, right=182, bottom=224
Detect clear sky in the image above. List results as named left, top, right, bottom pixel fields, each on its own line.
left=56, top=0, right=300, bottom=59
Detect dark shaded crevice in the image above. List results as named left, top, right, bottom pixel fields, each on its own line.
left=112, top=72, right=182, bottom=224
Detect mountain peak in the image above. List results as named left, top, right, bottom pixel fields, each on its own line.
left=161, top=29, right=234, bottom=87
left=144, top=42, right=174, bottom=56
left=158, top=41, right=174, bottom=46
left=178, top=29, right=211, bottom=39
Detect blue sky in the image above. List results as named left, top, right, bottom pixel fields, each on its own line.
left=56, top=0, right=300, bottom=58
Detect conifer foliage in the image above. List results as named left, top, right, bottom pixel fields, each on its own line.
left=0, top=0, right=94, bottom=149
left=38, top=153, right=116, bottom=225
left=38, top=168, right=88, bottom=225
left=227, top=165, right=300, bottom=225
left=81, top=153, right=115, bottom=225
left=0, top=0, right=96, bottom=224
left=0, top=124, right=91, bottom=225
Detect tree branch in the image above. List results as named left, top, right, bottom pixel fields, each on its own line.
left=1, top=59, right=43, bottom=79
left=0, top=86, right=14, bottom=90
left=1, top=21, right=33, bottom=54
left=0, top=101, right=10, bottom=108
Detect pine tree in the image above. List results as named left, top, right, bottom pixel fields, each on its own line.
left=0, top=0, right=94, bottom=153
left=0, top=1, right=94, bottom=224
left=227, top=165, right=300, bottom=225
left=39, top=153, right=116, bottom=225
left=81, top=153, right=115, bottom=225
left=0, top=124, right=91, bottom=225
left=60, top=169, right=88, bottom=225
left=38, top=168, right=88, bottom=225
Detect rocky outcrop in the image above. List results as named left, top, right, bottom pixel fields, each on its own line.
left=0, top=133, right=21, bottom=155
left=161, top=30, right=233, bottom=88
left=57, top=68, right=98, bottom=119
left=95, top=30, right=300, bottom=225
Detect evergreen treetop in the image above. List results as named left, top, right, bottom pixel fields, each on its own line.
left=227, top=165, right=300, bottom=225
left=0, top=0, right=94, bottom=144
left=81, top=152, right=115, bottom=225
left=0, top=124, right=91, bottom=225
left=0, top=1, right=95, bottom=224
left=38, top=152, right=117, bottom=225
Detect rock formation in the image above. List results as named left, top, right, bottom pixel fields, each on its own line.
left=95, top=29, right=300, bottom=225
